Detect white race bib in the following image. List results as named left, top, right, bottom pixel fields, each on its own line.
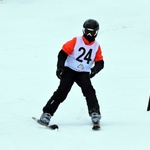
left=65, top=36, right=99, bottom=72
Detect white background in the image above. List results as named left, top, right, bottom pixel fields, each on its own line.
left=0, top=0, right=150, bottom=150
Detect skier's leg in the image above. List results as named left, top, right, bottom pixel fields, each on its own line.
left=75, top=72, right=101, bottom=116
left=43, top=67, right=75, bottom=116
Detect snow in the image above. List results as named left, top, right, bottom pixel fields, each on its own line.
left=0, top=0, right=150, bottom=149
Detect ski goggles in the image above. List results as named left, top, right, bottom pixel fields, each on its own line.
left=83, top=28, right=98, bottom=37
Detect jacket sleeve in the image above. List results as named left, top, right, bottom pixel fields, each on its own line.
left=57, top=50, right=68, bottom=69
left=57, top=37, right=76, bottom=69
left=92, top=60, right=104, bottom=73
left=61, top=37, right=77, bottom=55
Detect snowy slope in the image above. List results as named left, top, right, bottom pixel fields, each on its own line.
left=0, top=0, right=150, bottom=150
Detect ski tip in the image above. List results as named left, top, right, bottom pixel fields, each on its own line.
left=32, top=116, right=38, bottom=121
left=50, top=124, right=59, bottom=130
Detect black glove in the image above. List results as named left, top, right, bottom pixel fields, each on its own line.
left=56, top=67, right=64, bottom=79
left=89, top=68, right=97, bottom=78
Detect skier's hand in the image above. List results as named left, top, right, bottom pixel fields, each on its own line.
left=89, top=68, right=97, bottom=78
left=56, top=67, right=64, bottom=79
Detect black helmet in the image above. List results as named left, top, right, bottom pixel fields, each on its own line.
left=83, top=19, right=99, bottom=31
left=83, top=19, right=99, bottom=38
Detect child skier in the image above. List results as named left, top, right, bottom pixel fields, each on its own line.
left=40, top=19, right=104, bottom=127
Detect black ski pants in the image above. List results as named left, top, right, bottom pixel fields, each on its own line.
left=43, top=67, right=100, bottom=116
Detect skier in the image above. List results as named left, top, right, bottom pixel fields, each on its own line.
left=40, top=19, right=104, bottom=127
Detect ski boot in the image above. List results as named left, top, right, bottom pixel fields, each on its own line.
left=40, top=113, right=51, bottom=125
left=91, top=112, right=101, bottom=130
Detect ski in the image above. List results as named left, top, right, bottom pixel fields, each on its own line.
left=32, top=117, right=59, bottom=130
left=32, top=116, right=100, bottom=130
left=92, top=122, right=100, bottom=130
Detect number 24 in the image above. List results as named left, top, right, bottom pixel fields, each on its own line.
left=76, top=47, right=92, bottom=64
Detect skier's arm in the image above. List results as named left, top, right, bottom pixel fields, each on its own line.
left=57, top=37, right=76, bottom=69
left=92, top=60, right=104, bottom=73
left=90, top=60, right=104, bottom=78
left=56, top=37, right=76, bottom=79
left=57, top=50, right=68, bottom=69
left=56, top=50, right=68, bottom=79
left=90, top=45, right=104, bottom=78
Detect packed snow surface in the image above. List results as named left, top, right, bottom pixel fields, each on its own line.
left=0, top=0, right=150, bottom=150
